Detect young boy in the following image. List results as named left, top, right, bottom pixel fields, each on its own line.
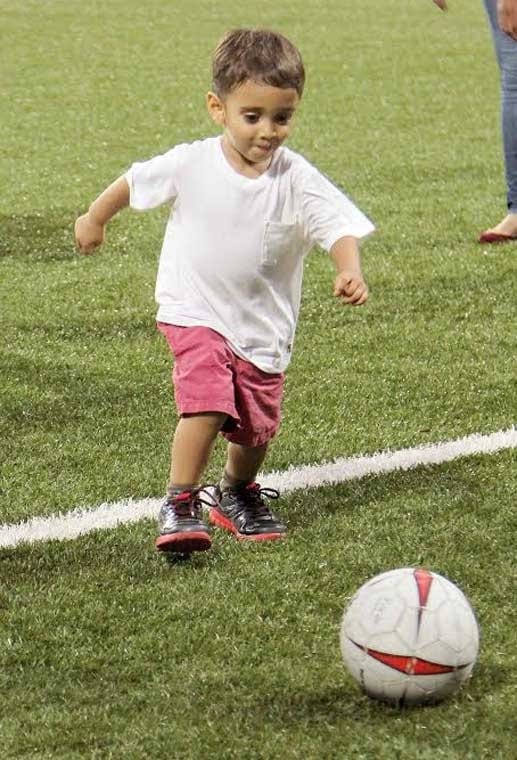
left=75, top=28, right=374, bottom=554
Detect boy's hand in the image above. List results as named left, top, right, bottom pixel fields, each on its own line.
left=498, top=0, right=517, bottom=40
left=333, top=271, right=368, bottom=306
left=432, top=0, right=447, bottom=9
left=75, top=213, right=105, bottom=254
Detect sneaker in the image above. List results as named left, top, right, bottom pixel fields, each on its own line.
left=155, top=489, right=213, bottom=553
left=210, top=482, right=286, bottom=541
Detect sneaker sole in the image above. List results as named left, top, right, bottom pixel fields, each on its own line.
left=155, top=531, right=212, bottom=553
left=209, top=508, right=286, bottom=542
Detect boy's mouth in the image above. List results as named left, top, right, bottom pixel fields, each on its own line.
left=255, top=142, right=274, bottom=153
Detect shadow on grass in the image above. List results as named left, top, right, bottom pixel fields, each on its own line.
left=0, top=210, right=79, bottom=260
left=251, top=662, right=509, bottom=726
left=0, top=521, right=217, bottom=582
left=246, top=683, right=450, bottom=730
left=467, top=659, right=509, bottom=699
left=262, top=684, right=390, bottom=724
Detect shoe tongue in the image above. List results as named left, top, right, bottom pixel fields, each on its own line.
left=167, top=491, right=193, bottom=510
left=175, top=491, right=193, bottom=502
left=167, top=487, right=193, bottom=501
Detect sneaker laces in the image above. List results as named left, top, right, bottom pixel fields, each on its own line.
left=240, top=482, right=279, bottom=518
left=168, top=486, right=218, bottom=518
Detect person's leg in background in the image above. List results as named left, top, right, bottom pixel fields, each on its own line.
left=480, top=0, right=517, bottom=240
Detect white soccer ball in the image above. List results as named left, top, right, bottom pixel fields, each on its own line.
left=340, top=567, right=479, bottom=707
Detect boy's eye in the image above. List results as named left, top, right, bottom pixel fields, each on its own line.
left=242, top=111, right=294, bottom=125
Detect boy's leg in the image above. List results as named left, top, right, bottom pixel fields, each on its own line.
left=208, top=351, right=286, bottom=541
left=155, top=323, right=242, bottom=553
left=220, top=441, right=269, bottom=489
left=210, top=441, right=287, bottom=541
left=156, top=412, right=227, bottom=553
left=169, top=412, right=228, bottom=488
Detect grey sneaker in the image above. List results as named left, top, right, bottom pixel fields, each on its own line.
left=155, top=489, right=212, bottom=553
left=209, top=482, right=286, bottom=541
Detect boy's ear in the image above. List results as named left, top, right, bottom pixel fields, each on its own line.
left=206, top=91, right=225, bottom=126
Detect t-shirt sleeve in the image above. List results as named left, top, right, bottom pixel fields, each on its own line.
left=301, top=167, right=375, bottom=251
left=125, top=143, right=189, bottom=210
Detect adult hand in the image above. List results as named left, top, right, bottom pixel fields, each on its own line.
left=432, top=0, right=447, bottom=9
left=498, top=0, right=517, bottom=40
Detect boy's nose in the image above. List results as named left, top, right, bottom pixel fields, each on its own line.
left=259, top=121, right=276, bottom=139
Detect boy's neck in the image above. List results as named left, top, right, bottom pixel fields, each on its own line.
left=220, top=136, right=274, bottom=178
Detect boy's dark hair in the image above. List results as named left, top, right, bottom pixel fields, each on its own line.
left=212, top=28, right=305, bottom=98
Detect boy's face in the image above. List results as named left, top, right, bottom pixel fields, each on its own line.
left=207, top=79, right=299, bottom=174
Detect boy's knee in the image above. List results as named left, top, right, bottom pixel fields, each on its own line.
left=182, top=411, right=229, bottom=430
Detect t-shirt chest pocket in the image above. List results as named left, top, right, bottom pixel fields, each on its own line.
left=261, top=221, right=299, bottom=267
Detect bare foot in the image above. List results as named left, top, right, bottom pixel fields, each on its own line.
left=483, top=213, right=517, bottom=237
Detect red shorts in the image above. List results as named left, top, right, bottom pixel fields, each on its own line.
left=157, top=323, right=285, bottom=447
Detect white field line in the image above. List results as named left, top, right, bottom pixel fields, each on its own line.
left=1, top=427, right=516, bottom=549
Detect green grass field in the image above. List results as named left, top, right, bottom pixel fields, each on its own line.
left=1, top=0, right=517, bottom=757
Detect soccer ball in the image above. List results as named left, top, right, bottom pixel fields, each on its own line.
left=340, top=567, right=479, bottom=707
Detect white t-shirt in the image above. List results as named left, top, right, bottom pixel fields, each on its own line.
left=126, top=136, right=374, bottom=373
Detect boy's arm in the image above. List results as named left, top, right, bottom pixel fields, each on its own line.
left=75, top=175, right=130, bottom=253
left=330, top=235, right=368, bottom=306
